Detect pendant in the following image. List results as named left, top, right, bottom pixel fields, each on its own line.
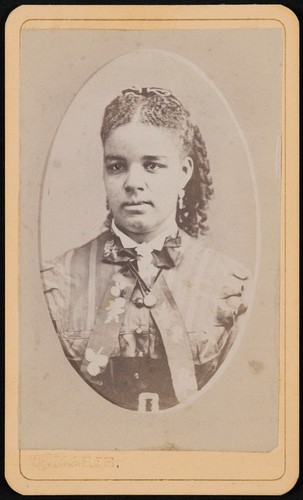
left=143, top=293, right=157, bottom=308
left=134, top=297, right=144, bottom=308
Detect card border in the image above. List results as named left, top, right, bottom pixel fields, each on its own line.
left=5, top=4, right=299, bottom=495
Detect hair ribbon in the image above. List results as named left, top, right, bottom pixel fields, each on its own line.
left=121, top=86, right=172, bottom=98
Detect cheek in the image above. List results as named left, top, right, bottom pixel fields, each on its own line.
left=154, top=170, right=183, bottom=195
left=103, top=183, right=120, bottom=209
left=152, top=180, right=180, bottom=212
left=104, top=175, right=121, bottom=195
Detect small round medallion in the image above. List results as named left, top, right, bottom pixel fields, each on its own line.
left=134, top=297, right=144, bottom=308
left=143, top=293, right=157, bottom=308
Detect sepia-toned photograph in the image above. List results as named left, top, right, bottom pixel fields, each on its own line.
left=40, top=51, right=254, bottom=413
left=5, top=4, right=299, bottom=496
left=20, top=26, right=278, bottom=450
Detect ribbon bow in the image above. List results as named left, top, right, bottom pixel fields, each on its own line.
left=102, top=232, right=182, bottom=270
left=121, top=86, right=183, bottom=110
left=122, top=86, right=173, bottom=98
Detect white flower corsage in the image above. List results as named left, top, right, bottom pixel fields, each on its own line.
left=85, top=347, right=108, bottom=376
left=105, top=297, right=126, bottom=323
left=105, top=274, right=128, bottom=324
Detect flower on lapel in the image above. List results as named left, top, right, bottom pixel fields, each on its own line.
left=112, top=273, right=129, bottom=292
left=85, top=347, right=108, bottom=376
left=105, top=273, right=128, bottom=323
left=104, top=239, right=118, bottom=259
left=105, top=297, right=126, bottom=324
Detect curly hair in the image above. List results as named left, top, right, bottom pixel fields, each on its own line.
left=101, top=86, right=213, bottom=237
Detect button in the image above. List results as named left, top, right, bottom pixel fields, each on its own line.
left=134, top=297, right=144, bottom=308
left=143, top=293, right=156, bottom=308
left=135, top=327, right=143, bottom=335
left=133, top=372, right=139, bottom=379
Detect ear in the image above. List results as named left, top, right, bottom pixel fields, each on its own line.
left=181, top=156, right=194, bottom=188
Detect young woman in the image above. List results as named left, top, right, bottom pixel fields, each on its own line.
left=41, top=86, right=251, bottom=412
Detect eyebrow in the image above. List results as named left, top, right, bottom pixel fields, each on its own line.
left=143, top=155, right=168, bottom=161
left=104, top=154, right=125, bottom=161
left=104, top=154, right=168, bottom=161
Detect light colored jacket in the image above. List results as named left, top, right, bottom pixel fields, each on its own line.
left=41, top=229, right=251, bottom=408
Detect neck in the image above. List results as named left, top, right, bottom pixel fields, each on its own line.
left=114, top=218, right=177, bottom=244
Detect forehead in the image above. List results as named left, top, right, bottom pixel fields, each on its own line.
left=104, top=122, right=184, bottom=156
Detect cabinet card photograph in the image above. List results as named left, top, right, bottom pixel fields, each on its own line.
left=5, top=4, right=299, bottom=496
left=40, top=49, right=254, bottom=413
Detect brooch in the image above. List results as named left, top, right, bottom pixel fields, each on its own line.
left=103, top=239, right=118, bottom=259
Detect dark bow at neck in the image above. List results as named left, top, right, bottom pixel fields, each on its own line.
left=102, top=231, right=183, bottom=270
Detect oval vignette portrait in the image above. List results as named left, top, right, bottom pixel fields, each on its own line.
left=39, top=49, right=258, bottom=413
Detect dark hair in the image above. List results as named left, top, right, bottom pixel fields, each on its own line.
left=101, top=86, right=213, bottom=237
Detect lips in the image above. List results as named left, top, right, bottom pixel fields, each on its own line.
left=122, top=200, right=153, bottom=207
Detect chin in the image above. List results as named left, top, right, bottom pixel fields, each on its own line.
left=115, top=218, right=148, bottom=235
left=126, top=222, right=150, bottom=235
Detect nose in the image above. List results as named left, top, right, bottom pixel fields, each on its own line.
left=124, top=163, right=146, bottom=192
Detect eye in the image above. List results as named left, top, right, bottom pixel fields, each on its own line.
left=106, top=162, right=126, bottom=174
left=143, top=161, right=164, bottom=172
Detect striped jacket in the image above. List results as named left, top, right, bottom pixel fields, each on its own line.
left=41, top=229, right=251, bottom=411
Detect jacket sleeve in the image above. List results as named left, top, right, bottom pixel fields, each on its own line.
left=192, top=251, right=252, bottom=389
left=194, top=251, right=252, bottom=366
left=40, top=254, right=68, bottom=334
left=215, top=254, right=252, bottom=364
left=217, top=254, right=251, bottom=326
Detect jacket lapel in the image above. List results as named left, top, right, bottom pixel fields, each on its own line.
left=150, top=273, right=198, bottom=403
left=80, top=268, right=137, bottom=387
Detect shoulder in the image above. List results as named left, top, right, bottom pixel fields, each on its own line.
left=40, top=230, right=112, bottom=290
left=209, top=250, right=250, bottom=283
left=180, top=230, right=250, bottom=279
left=179, top=231, right=251, bottom=314
left=41, top=230, right=111, bottom=267
left=203, top=249, right=252, bottom=321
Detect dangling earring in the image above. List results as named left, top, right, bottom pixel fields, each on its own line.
left=178, top=189, right=185, bottom=210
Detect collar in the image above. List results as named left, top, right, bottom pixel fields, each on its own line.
left=111, top=220, right=178, bottom=252
left=103, top=221, right=182, bottom=269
